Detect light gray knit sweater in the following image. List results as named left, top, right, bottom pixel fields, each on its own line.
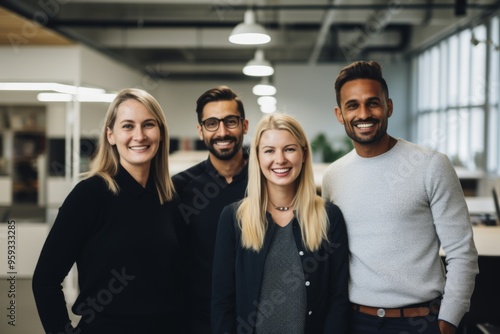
left=322, top=139, right=478, bottom=327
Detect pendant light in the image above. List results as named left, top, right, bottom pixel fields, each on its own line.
left=252, top=77, right=277, bottom=96
left=229, top=10, right=271, bottom=45
left=243, top=50, right=274, bottom=77
left=257, top=95, right=277, bottom=114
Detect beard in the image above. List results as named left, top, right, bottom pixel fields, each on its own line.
left=205, top=135, right=242, bottom=161
left=346, top=118, right=387, bottom=145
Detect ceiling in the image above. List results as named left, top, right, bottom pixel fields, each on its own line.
left=1, top=0, right=499, bottom=81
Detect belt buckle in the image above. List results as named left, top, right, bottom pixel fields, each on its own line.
left=377, top=308, right=386, bottom=317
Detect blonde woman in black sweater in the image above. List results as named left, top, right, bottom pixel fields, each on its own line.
left=33, top=88, right=185, bottom=333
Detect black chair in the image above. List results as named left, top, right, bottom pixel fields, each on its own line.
left=458, top=256, right=500, bottom=333
left=476, top=323, right=500, bottom=334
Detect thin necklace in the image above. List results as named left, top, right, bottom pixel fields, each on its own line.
left=269, top=199, right=291, bottom=211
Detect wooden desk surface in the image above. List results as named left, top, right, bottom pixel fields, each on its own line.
left=440, top=225, right=500, bottom=257
left=471, top=225, right=500, bottom=256
left=465, top=196, right=497, bottom=216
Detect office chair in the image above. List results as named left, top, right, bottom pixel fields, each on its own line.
left=493, top=188, right=500, bottom=225
left=476, top=323, right=500, bottom=334
left=473, top=190, right=500, bottom=334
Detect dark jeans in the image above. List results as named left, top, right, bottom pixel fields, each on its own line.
left=350, top=312, right=441, bottom=334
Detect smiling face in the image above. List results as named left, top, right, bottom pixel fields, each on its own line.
left=107, top=98, right=161, bottom=175
left=258, top=129, right=305, bottom=190
left=197, top=100, right=248, bottom=161
left=335, top=78, right=393, bottom=150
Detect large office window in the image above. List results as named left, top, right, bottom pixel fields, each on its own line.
left=413, top=12, right=500, bottom=175
left=488, top=16, right=500, bottom=174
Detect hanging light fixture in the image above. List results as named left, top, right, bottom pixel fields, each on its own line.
left=260, top=104, right=277, bottom=113
left=243, top=49, right=274, bottom=77
left=229, top=10, right=271, bottom=45
left=252, top=77, right=277, bottom=96
left=257, top=96, right=277, bottom=106
left=257, top=95, right=277, bottom=114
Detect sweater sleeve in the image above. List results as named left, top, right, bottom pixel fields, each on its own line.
left=321, top=165, right=334, bottom=203
left=426, top=153, right=479, bottom=326
left=32, top=178, right=105, bottom=333
left=211, top=204, right=238, bottom=334
left=322, top=203, right=350, bottom=334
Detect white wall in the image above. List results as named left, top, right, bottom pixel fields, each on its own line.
left=382, top=59, right=410, bottom=141
left=0, top=46, right=80, bottom=82
left=80, top=47, right=144, bottom=91
left=150, top=58, right=411, bottom=146
left=274, top=60, right=410, bottom=146
left=151, top=80, right=263, bottom=146
left=275, top=64, right=345, bottom=144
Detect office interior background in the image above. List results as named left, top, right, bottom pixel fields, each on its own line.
left=0, top=0, right=499, bottom=333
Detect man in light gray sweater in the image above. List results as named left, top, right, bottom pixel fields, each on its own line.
left=322, top=60, right=478, bottom=334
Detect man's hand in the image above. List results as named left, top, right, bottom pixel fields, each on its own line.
left=439, top=320, right=456, bottom=334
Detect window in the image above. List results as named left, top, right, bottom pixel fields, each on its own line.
left=413, top=13, right=500, bottom=174
left=488, top=16, right=500, bottom=174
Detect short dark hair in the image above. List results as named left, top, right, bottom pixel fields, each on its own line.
left=334, top=61, right=389, bottom=107
left=195, top=86, right=245, bottom=123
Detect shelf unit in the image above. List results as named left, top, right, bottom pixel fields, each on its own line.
left=12, top=131, right=45, bottom=203
left=0, top=106, right=46, bottom=205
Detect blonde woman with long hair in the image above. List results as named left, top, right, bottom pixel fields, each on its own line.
left=33, top=88, right=185, bottom=333
left=212, top=113, right=349, bottom=334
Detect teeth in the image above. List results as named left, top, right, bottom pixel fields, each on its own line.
left=356, top=123, right=374, bottom=128
left=216, top=141, right=231, bottom=146
left=273, top=168, right=290, bottom=173
left=130, top=146, right=148, bottom=151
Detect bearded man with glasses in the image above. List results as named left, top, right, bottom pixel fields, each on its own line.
left=172, top=86, right=249, bottom=334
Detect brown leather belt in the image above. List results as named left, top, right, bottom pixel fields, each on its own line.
left=352, top=303, right=439, bottom=318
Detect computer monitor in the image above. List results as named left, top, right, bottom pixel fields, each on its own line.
left=493, top=188, right=500, bottom=226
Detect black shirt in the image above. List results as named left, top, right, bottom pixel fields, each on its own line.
left=172, top=154, right=248, bottom=331
left=33, top=167, right=185, bottom=334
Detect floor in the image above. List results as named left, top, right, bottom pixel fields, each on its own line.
left=0, top=278, right=79, bottom=334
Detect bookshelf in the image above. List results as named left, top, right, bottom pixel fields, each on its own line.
left=0, top=106, right=46, bottom=205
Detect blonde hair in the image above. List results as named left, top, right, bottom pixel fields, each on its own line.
left=83, top=88, right=175, bottom=203
left=237, top=113, right=328, bottom=252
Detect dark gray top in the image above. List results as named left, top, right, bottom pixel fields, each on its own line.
left=255, top=220, right=306, bottom=334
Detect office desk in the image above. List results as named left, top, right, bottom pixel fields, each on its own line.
left=471, top=225, right=500, bottom=256
left=440, top=226, right=500, bottom=256
left=169, top=150, right=208, bottom=176
left=439, top=225, right=500, bottom=329
left=457, top=226, right=500, bottom=331
left=465, top=196, right=497, bottom=216
left=455, top=167, right=485, bottom=196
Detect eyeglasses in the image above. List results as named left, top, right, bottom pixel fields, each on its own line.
left=200, top=115, right=243, bottom=132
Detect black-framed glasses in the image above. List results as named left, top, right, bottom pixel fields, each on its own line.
left=200, top=115, right=243, bottom=132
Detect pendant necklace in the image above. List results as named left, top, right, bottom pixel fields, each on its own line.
left=269, top=199, right=291, bottom=211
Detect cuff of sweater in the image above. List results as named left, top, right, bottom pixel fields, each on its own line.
left=438, top=301, right=466, bottom=327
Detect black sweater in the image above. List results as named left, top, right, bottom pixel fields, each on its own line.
left=32, top=167, right=185, bottom=333
left=172, top=156, right=248, bottom=328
